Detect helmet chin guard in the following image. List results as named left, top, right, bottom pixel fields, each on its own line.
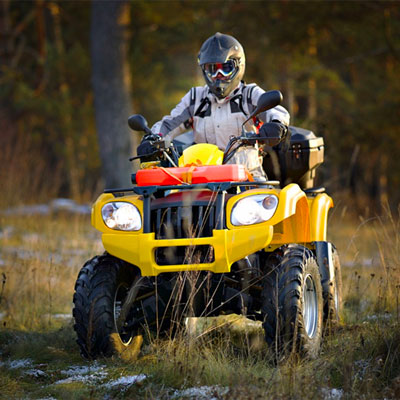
left=198, top=32, right=245, bottom=99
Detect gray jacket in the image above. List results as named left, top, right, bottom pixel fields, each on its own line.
left=151, top=82, right=290, bottom=151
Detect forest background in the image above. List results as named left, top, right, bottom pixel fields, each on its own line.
left=1, top=2, right=400, bottom=398
left=1, top=0, right=399, bottom=215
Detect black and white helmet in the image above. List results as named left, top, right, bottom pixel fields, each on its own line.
left=198, top=32, right=245, bottom=99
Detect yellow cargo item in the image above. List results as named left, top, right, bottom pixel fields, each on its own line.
left=178, top=143, right=224, bottom=166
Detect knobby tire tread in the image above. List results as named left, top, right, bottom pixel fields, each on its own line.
left=321, top=245, right=343, bottom=328
left=261, top=245, right=323, bottom=361
left=72, top=254, right=135, bottom=359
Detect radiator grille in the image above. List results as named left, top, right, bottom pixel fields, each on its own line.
left=155, top=245, right=215, bottom=265
left=151, top=204, right=217, bottom=239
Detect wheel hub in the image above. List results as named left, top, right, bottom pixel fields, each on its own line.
left=303, top=274, right=318, bottom=338
left=113, top=283, right=133, bottom=345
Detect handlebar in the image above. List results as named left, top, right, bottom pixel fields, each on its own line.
left=132, top=138, right=179, bottom=166
left=133, top=132, right=267, bottom=165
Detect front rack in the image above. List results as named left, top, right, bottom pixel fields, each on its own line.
left=104, top=180, right=280, bottom=196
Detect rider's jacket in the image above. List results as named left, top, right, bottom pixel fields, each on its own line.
left=151, top=82, right=290, bottom=150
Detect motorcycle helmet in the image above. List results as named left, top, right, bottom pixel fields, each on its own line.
left=198, top=32, right=245, bottom=99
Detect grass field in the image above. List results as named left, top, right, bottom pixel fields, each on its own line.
left=0, top=202, right=400, bottom=399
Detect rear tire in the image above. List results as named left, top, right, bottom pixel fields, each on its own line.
left=322, top=246, right=343, bottom=327
left=262, top=245, right=323, bottom=361
left=73, top=254, right=140, bottom=359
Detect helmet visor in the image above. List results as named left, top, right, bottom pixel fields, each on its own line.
left=203, top=60, right=237, bottom=80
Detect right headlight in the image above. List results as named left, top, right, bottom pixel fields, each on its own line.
left=101, top=202, right=142, bottom=231
left=231, top=194, right=278, bottom=226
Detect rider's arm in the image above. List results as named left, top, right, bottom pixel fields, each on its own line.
left=248, top=85, right=290, bottom=126
left=151, top=88, right=197, bottom=140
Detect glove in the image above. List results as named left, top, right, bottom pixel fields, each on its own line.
left=137, top=134, right=162, bottom=157
left=259, top=122, right=287, bottom=140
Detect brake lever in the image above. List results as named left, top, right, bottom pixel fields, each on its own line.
left=240, top=134, right=258, bottom=145
left=129, top=149, right=160, bottom=161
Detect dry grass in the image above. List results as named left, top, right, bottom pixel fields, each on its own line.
left=0, top=213, right=102, bottom=330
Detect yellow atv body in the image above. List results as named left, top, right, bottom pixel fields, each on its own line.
left=91, top=143, right=333, bottom=277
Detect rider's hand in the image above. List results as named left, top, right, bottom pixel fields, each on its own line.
left=259, top=121, right=287, bottom=141
left=136, top=134, right=162, bottom=157
left=137, top=141, right=156, bottom=157
left=136, top=133, right=173, bottom=160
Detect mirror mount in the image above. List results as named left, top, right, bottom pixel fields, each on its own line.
left=242, top=90, right=283, bottom=129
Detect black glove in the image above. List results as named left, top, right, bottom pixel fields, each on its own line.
left=137, top=134, right=161, bottom=157
left=259, top=122, right=287, bottom=139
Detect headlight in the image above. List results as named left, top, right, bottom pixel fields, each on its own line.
left=231, top=195, right=278, bottom=226
left=101, top=202, right=142, bottom=231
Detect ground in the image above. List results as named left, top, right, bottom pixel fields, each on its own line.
left=0, top=199, right=399, bottom=399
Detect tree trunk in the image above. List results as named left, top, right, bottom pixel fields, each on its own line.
left=307, top=26, right=317, bottom=132
left=50, top=1, right=81, bottom=200
left=91, top=0, right=137, bottom=189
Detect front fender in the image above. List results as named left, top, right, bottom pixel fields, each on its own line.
left=308, top=193, right=334, bottom=241
left=269, top=184, right=311, bottom=245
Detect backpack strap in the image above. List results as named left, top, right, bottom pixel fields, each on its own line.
left=190, top=87, right=196, bottom=107
left=245, top=84, right=257, bottom=114
left=194, top=95, right=211, bottom=118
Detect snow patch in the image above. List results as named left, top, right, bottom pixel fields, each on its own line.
left=9, top=359, right=33, bottom=369
left=60, top=364, right=105, bottom=376
left=52, top=313, right=72, bottom=320
left=54, top=373, right=107, bottom=385
left=50, top=198, right=91, bottom=215
left=54, top=363, right=107, bottom=385
left=365, top=313, right=392, bottom=322
left=37, top=397, right=57, bottom=400
left=171, top=385, right=229, bottom=399
left=321, top=387, right=344, bottom=400
left=25, top=368, right=47, bottom=378
left=0, top=358, right=33, bottom=369
left=104, top=374, right=147, bottom=388
left=2, top=198, right=91, bottom=216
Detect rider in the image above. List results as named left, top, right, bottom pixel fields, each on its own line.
left=137, top=32, right=290, bottom=180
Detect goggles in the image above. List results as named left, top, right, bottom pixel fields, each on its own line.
left=203, top=59, right=237, bottom=79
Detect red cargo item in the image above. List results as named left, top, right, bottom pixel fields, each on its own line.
left=136, top=164, right=249, bottom=186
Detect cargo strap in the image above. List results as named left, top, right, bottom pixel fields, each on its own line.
left=158, top=167, right=189, bottom=185
left=181, top=165, right=197, bottom=184
left=246, top=170, right=254, bottom=182
left=157, top=166, right=201, bottom=185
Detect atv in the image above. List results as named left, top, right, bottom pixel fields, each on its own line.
left=73, top=90, right=342, bottom=361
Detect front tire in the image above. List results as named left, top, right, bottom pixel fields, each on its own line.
left=262, top=245, right=323, bottom=361
left=73, top=254, right=141, bottom=359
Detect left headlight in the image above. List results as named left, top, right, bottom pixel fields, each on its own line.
left=231, top=195, right=278, bottom=226
left=101, top=202, right=142, bottom=231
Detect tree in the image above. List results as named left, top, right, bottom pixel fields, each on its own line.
left=91, top=0, right=137, bottom=189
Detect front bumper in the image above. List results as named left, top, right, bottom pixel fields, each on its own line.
left=102, top=224, right=273, bottom=276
